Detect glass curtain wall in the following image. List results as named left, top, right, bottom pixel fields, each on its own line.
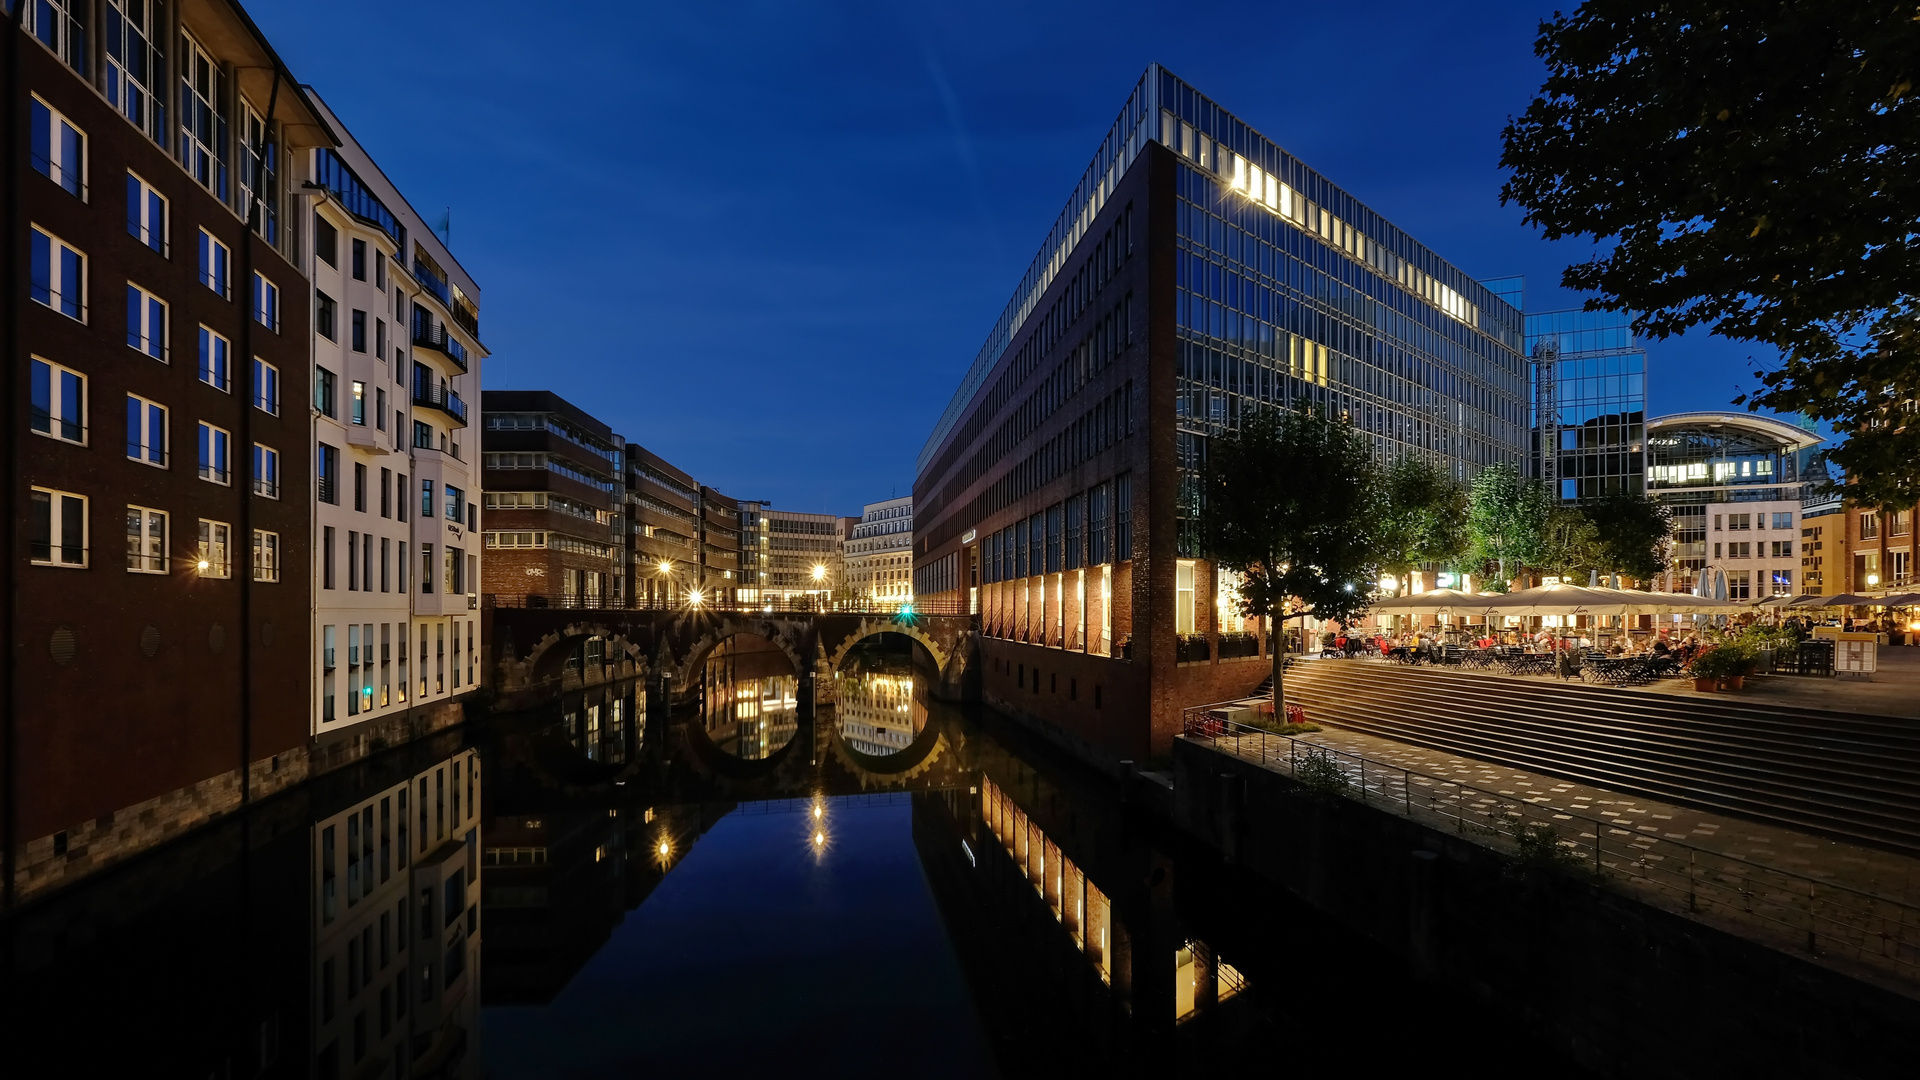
left=1525, top=306, right=1648, bottom=501
left=1162, top=69, right=1529, bottom=554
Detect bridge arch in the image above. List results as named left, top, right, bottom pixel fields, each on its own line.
left=825, top=617, right=950, bottom=678
left=519, top=622, right=648, bottom=684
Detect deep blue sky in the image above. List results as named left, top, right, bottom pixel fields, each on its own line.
left=254, top=0, right=1775, bottom=514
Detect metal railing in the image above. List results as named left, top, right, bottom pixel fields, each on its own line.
left=1176, top=634, right=1211, bottom=663
left=484, top=593, right=972, bottom=616
left=1180, top=708, right=1920, bottom=983
left=412, top=380, right=468, bottom=425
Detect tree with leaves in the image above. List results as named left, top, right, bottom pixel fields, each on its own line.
left=1538, top=504, right=1603, bottom=580
left=1467, top=462, right=1550, bottom=589
left=1500, top=1, right=1920, bottom=507
left=1375, top=455, right=1470, bottom=589
left=1585, top=492, right=1673, bottom=583
left=1199, top=407, right=1382, bottom=710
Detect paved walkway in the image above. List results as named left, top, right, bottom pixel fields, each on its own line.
left=1197, top=722, right=1920, bottom=987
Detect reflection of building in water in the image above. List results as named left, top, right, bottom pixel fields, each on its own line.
left=482, top=802, right=728, bottom=1005
left=312, top=749, right=483, bottom=1079
left=700, top=636, right=798, bottom=759
left=835, top=672, right=927, bottom=755
left=562, top=683, right=643, bottom=763
left=980, top=776, right=1114, bottom=982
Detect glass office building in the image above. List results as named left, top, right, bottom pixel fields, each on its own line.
left=914, top=65, right=1529, bottom=761
left=1643, top=412, right=1823, bottom=595
left=1525, top=301, right=1648, bottom=502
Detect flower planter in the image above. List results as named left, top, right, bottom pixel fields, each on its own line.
left=1693, top=677, right=1718, bottom=692
left=1723, top=675, right=1746, bottom=691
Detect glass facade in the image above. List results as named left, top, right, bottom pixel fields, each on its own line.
left=1526, top=304, right=1648, bottom=502
left=1643, top=413, right=1823, bottom=593
left=1163, top=70, right=1529, bottom=554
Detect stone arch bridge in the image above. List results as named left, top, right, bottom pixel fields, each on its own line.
left=485, top=605, right=978, bottom=709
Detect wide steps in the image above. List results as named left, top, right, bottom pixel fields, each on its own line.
left=1282, top=661, right=1920, bottom=855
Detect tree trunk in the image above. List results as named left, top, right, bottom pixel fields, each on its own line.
left=1271, top=610, right=1286, bottom=715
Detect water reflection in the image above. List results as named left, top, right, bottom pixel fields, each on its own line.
left=1, top=682, right=1592, bottom=1078
left=699, top=634, right=798, bottom=759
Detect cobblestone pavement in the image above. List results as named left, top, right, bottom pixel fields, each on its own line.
left=1200, top=723, right=1920, bottom=985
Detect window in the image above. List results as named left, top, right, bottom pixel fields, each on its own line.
left=1726, top=570, right=1751, bottom=601
left=253, top=444, right=280, bottom=498
left=376, top=387, right=387, bottom=431
left=198, top=520, right=232, bottom=578
left=1727, top=513, right=1750, bottom=531
left=239, top=100, right=277, bottom=241
left=413, top=421, right=433, bottom=449
left=197, top=326, right=230, bottom=390
left=1770, top=570, right=1794, bottom=595
left=254, top=357, right=279, bottom=415
left=126, top=506, right=167, bottom=573
left=179, top=33, right=228, bottom=198
left=323, top=527, right=336, bottom=590
left=30, top=225, right=86, bottom=321
left=352, top=381, right=367, bottom=425
left=253, top=273, right=279, bottom=330
left=1772, top=512, right=1794, bottom=530
left=445, top=485, right=464, bottom=522
left=1728, top=541, right=1752, bottom=559
left=319, top=443, right=340, bottom=504
left=355, top=463, right=368, bottom=512
left=315, top=213, right=338, bottom=268
left=30, top=488, right=88, bottom=567
left=1175, top=560, right=1196, bottom=634
left=126, top=283, right=167, bottom=360
left=485, top=532, right=547, bottom=548
left=105, top=0, right=167, bottom=143
left=1894, top=511, right=1912, bottom=537
left=375, top=319, right=387, bottom=360
left=1116, top=473, right=1133, bottom=560
left=30, top=97, right=85, bottom=198
left=198, top=422, right=231, bottom=484
left=421, top=544, right=434, bottom=594
left=315, top=367, right=337, bottom=418
left=352, top=239, right=367, bottom=281
left=27, top=0, right=87, bottom=72
left=126, top=394, right=166, bottom=466
left=397, top=473, right=408, bottom=522
left=253, top=530, right=280, bottom=582
left=31, top=358, right=86, bottom=445
left=375, top=250, right=387, bottom=290
left=127, top=172, right=168, bottom=253
left=421, top=479, right=433, bottom=520
left=1771, top=540, right=1795, bottom=559
left=198, top=229, right=230, bottom=296
left=351, top=310, right=367, bottom=352
left=1861, top=512, right=1880, bottom=540
left=316, top=291, right=337, bottom=340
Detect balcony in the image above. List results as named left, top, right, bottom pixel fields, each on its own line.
left=411, top=308, right=470, bottom=372
left=412, top=381, right=469, bottom=427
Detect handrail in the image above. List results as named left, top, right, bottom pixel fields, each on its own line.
left=1182, top=708, right=1920, bottom=983
left=484, top=593, right=971, bottom=616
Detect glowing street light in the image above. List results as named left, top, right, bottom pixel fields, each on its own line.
left=687, top=587, right=704, bottom=607
left=811, top=564, right=827, bottom=582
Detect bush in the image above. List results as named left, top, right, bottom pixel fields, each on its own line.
left=1688, top=643, right=1756, bottom=680
left=1293, top=749, right=1351, bottom=796
left=1507, top=819, right=1586, bottom=876
left=1243, top=715, right=1323, bottom=736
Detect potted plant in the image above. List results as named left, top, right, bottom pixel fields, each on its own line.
left=1688, top=643, right=1754, bottom=691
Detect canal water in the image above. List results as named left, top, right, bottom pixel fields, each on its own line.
left=0, top=632, right=1586, bottom=1077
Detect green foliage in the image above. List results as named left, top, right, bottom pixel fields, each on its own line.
left=1507, top=819, right=1586, bottom=877
left=1499, top=2, right=1920, bottom=507
left=1375, top=455, right=1471, bottom=579
left=1199, top=406, right=1383, bottom=627
left=1243, top=717, right=1322, bottom=736
left=1538, top=504, right=1603, bottom=579
left=1466, top=462, right=1550, bottom=586
left=1688, top=642, right=1757, bottom=679
left=1583, top=493, right=1673, bottom=581
left=1292, top=749, right=1351, bottom=796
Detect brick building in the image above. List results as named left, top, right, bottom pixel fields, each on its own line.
left=480, top=390, right=622, bottom=606
left=4, top=1, right=325, bottom=903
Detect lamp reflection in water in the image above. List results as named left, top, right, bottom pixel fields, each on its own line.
left=808, top=795, right=830, bottom=857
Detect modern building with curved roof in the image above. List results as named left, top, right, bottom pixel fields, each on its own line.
left=1644, top=412, right=1826, bottom=597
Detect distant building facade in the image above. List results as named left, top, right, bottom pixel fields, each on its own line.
left=843, top=496, right=913, bottom=609
left=480, top=390, right=621, bottom=606
left=744, top=504, right=844, bottom=605
left=1643, top=412, right=1824, bottom=598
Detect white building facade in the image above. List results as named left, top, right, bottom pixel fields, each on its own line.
left=843, top=497, right=913, bottom=609
left=306, top=93, right=483, bottom=740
